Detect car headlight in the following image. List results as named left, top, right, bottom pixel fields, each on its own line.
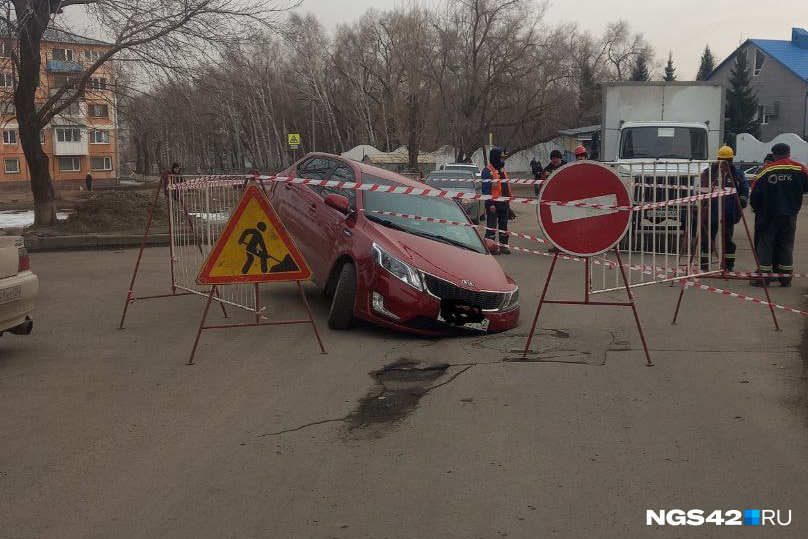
left=372, top=243, right=425, bottom=291
left=503, top=287, right=519, bottom=310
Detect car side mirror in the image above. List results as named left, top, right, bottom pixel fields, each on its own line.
left=325, top=193, right=351, bottom=215
left=483, top=238, right=499, bottom=254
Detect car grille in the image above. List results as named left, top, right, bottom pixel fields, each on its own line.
left=424, top=274, right=507, bottom=310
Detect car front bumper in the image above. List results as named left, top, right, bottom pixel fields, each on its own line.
left=359, top=268, right=519, bottom=336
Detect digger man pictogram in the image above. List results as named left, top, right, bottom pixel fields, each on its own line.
left=238, top=222, right=273, bottom=274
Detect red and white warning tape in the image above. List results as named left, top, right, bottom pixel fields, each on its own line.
left=722, top=271, right=807, bottom=279
left=684, top=281, right=808, bottom=316
left=171, top=175, right=734, bottom=212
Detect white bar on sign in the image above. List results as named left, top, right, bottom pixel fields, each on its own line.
left=550, top=194, right=619, bottom=224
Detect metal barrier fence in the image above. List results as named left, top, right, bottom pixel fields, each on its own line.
left=588, top=161, right=730, bottom=294
left=168, top=175, right=259, bottom=312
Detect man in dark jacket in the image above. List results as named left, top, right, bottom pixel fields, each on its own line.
left=750, top=143, right=808, bottom=286
left=482, top=147, right=511, bottom=254
left=160, top=162, right=182, bottom=199
left=539, top=149, right=567, bottom=252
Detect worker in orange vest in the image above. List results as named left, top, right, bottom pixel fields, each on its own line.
left=481, top=147, right=511, bottom=254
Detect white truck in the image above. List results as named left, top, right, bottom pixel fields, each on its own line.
left=600, top=81, right=725, bottom=163
left=599, top=82, right=725, bottom=246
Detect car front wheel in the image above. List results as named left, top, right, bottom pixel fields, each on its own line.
left=328, top=263, right=356, bottom=329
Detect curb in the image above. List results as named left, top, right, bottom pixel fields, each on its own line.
left=24, top=233, right=170, bottom=252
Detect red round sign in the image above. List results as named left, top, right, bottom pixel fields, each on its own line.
left=538, top=162, right=631, bottom=257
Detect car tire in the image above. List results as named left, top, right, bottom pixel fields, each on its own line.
left=328, top=263, right=356, bottom=330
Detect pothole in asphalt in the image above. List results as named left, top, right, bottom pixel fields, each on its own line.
left=474, top=329, right=624, bottom=366
left=346, top=359, right=450, bottom=437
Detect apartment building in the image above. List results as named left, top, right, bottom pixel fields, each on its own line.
left=0, top=28, right=118, bottom=187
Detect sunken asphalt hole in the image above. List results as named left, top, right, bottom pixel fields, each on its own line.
left=346, top=359, right=450, bottom=432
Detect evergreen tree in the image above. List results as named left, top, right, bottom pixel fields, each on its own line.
left=630, top=52, right=650, bottom=81
left=725, top=50, right=761, bottom=139
left=696, top=45, right=715, bottom=80
left=663, top=52, right=676, bottom=81
left=577, top=61, right=601, bottom=124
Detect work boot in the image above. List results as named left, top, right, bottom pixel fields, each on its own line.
left=750, top=278, right=773, bottom=287
left=500, top=246, right=511, bottom=255
left=779, top=278, right=792, bottom=287
left=724, top=261, right=734, bottom=273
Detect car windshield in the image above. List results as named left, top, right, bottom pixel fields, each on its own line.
left=362, top=173, right=485, bottom=253
left=620, top=126, right=708, bottom=160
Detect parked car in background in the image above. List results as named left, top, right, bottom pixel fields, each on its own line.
left=269, top=153, right=519, bottom=336
left=440, top=162, right=482, bottom=179
left=0, top=237, right=37, bottom=337
left=423, top=169, right=483, bottom=223
left=743, top=164, right=764, bottom=186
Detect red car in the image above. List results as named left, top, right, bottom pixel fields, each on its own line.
left=268, top=153, right=519, bottom=335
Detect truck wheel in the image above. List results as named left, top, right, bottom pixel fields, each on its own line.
left=328, top=263, right=356, bottom=330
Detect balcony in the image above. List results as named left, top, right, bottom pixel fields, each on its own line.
left=46, top=59, right=84, bottom=73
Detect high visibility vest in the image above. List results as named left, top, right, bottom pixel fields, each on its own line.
left=485, top=164, right=510, bottom=198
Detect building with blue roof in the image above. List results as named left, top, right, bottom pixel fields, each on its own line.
left=708, top=28, right=808, bottom=142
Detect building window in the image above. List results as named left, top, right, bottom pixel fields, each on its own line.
left=52, top=48, right=74, bottom=62
left=0, top=73, right=13, bottom=87
left=3, top=130, right=16, bottom=144
left=55, top=127, right=82, bottom=142
left=88, top=104, right=109, bottom=118
left=757, top=105, right=769, bottom=125
left=89, top=130, right=110, bottom=144
left=58, top=157, right=81, bottom=172
left=754, top=49, right=766, bottom=76
left=4, top=158, right=19, bottom=173
left=84, top=50, right=102, bottom=62
left=91, top=156, right=112, bottom=171
left=55, top=101, right=82, bottom=117
left=52, top=74, right=76, bottom=89
left=89, top=77, right=107, bottom=91
left=0, top=42, right=11, bottom=58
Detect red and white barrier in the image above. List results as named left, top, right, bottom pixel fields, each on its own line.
left=684, top=281, right=808, bottom=317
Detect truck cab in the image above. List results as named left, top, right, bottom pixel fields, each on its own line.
left=617, top=121, right=709, bottom=162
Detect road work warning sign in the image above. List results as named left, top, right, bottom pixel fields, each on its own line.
left=196, top=184, right=311, bottom=284
left=287, top=133, right=301, bottom=149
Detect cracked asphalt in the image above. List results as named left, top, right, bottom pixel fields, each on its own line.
left=1, top=208, right=807, bottom=538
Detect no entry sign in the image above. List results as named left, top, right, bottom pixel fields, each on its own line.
left=538, top=162, right=631, bottom=257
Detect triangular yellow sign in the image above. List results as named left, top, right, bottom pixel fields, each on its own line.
left=196, top=185, right=311, bottom=284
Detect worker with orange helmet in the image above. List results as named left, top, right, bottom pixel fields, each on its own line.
left=574, top=145, right=588, bottom=161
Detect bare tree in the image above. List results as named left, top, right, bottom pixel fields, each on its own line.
left=1, top=0, right=293, bottom=226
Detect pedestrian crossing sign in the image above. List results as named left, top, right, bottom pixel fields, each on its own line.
left=288, top=133, right=301, bottom=148
left=196, top=184, right=311, bottom=284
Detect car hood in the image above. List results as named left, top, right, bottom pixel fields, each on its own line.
left=368, top=224, right=515, bottom=292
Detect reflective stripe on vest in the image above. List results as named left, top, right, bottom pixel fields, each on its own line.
left=486, top=164, right=509, bottom=198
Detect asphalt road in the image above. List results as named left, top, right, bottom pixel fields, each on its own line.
left=1, top=210, right=807, bottom=539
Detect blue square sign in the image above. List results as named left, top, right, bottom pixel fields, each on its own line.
left=744, top=510, right=761, bottom=526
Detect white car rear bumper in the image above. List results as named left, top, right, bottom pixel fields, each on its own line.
left=0, top=271, right=38, bottom=333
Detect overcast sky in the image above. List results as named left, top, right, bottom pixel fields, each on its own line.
left=291, top=0, right=808, bottom=78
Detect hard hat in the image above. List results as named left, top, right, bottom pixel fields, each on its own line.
left=717, top=146, right=734, bottom=160
left=574, top=145, right=588, bottom=156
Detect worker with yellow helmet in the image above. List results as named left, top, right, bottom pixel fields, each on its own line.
left=698, top=145, right=749, bottom=271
